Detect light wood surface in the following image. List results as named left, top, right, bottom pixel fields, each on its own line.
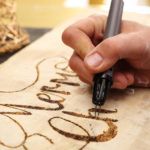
left=0, top=11, right=150, bottom=150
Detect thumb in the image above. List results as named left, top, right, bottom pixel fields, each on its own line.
left=84, top=32, right=147, bottom=73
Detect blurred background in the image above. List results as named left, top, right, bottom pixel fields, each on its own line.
left=16, top=0, right=150, bottom=28
left=1, top=0, right=150, bottom=62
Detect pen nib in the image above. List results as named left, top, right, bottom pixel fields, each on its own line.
left=95, top=105, right=102, bottom=118
left=98, top=105, right=101, bottom=117
left=95, top=105, right=97, bottom=118
left=95, top=105, right=101, bottom=118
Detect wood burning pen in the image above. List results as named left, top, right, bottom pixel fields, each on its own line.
left=92, top=0, right=124, bottom=117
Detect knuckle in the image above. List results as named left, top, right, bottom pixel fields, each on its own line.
left=88, top=14, right=99, bottom=21
left=87, top=15, right=106, bottom=27
left=102, top=38, right=115, bottom=49
left=100, top=38, right=121, bottom=59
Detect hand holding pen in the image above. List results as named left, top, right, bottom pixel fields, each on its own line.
left=92, top=0, right=124, bottom=115
left=62, top=2, right=150, bottom=97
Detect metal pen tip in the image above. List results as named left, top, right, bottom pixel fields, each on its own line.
left=95, top=105, right=97, bottom=117
left=95, top=105, right=102, bottom=118
left=98, top=105, right=101, bottom=117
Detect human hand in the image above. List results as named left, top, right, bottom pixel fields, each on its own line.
left=62, top=15, right=150, bottom=89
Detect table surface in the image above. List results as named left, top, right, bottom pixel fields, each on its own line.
left=0, top=11, right=150, bottom=150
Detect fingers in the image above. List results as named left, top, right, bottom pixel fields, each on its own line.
left=69, top=52, right=135, bottom=89
left=69, top=52, right=93, bottom=84
left=121, top=20, right=145, bottom=33
left=62, top=15, right=106, bottom=59
left=133, top=70, right=150, bottom=87
left=63, top=15, right=150, bottom=89
left=112, top=71, right=134, bottom=89
left=62, top=14, right=146, bottom=60
left=84, top=31, right=148, bottom=73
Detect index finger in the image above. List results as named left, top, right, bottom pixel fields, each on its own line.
left=62, top=15, right=107, bottom=59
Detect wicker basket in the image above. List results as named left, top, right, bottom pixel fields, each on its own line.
left=0, top=0, right=30, bottom=54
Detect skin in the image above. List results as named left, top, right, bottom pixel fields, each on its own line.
left=62, top=15, right=150, bottom=89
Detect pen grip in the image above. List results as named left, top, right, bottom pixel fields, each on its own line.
left=93, top=69, right=113, bottom=106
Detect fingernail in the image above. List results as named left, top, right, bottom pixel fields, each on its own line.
left=85, top=53, right=103, bottom=68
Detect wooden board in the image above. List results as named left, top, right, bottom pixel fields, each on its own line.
left=0, top=11, right=150, bottom=150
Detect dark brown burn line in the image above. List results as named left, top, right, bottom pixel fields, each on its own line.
left=0, top=114, right=27, bottom=148
left=61, top=110, right=118, bottom=143
left=48, top=117, right=90, bottom=149
left=23, top=145, right=28, bottom=150
left=45, top=84, right=61, bottom=89
left=41, top=86, right=71, bottom=95
left=37, top=92, right=65, bottom=103
left=27, top=133, right=54, bottom=144
left=51, top=80, right=80, bottom=86
left=50, top=72, right=80, bottom=86
left=23, top=134, right=54, bottom=150
left=88, top=108, right=118, bottom=117
left=0, top=103, right=63, bottom=114
left=54, top=60, right=68, bottom=71
left=0, top=93, right=65, bottom=115
left=0, top=57, right=79, bottom=93
left=79, top=142, right=90, bottom=150
left=48, top=116, right=117, bottom=143
left=0, top=58, right=47, bottom=93
left=0, top=104, right=31, bottom=115
left=62, top=111, right=118, bottom=122
left=54, top=57, right=74, bottom=73
left=55, top=72, right=77, bottom=77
